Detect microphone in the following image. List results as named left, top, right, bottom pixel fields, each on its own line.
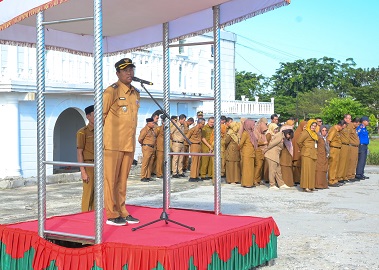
left=132, top=77, right=153, bottom=85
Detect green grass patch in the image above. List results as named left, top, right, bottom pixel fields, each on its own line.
left=368, top=138, right=379, bottom=154
left=368, top=138, right=379, bottom=165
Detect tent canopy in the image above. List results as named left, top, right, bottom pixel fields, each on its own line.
left=0, top=0, right=289, bottom=54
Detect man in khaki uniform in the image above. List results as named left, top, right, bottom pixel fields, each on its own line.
left=138, top=118, right=157, bottom=182
left=171, top=114, right=187, bottom=178
left=327, top=120, right=346, bottom=187
left=187, top=118, right=205, bottom=182
left=150, top=110, right=162, bottom=176
left=337, top=114, right=351, bottom=183
left=103, top=58, right=140, bottom=226
left=347, top=117, right=360, bottom=181
left=155, top=116, right=165, bottom=179
left=76, top=105, right=95, bottom=212
left=182, top=117, right=194, bottom=172
left=200, top=117, right=215, bottom=180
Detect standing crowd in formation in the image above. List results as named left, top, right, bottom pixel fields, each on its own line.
left=75, top=58, right=371, bottom=226
left=138, top=111, right=371, bottom=193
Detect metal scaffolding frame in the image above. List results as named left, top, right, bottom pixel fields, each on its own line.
left=36, top=0, right=222, bottom=245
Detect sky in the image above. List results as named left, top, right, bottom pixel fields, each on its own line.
left=225, top=0, right=379, bottom=77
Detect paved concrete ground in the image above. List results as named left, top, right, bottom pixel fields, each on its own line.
left=1, top=166, right=379, bottom=269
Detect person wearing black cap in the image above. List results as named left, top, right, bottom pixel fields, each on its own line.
left=103, top=58, right=140, bottom=226
left=355, top=116, right=370, bottom=180
left=138, top=118, right=157, bottom=182
left=154, top=115, right=166, bottom=179
left=76, top=105, right=95, bottom=212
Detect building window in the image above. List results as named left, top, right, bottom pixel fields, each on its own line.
left=211, top=45, right=214, bottom=57
left=211, top=69, right=214, bottom=90
left=179, top=64, right=182, bottom=88
left=179, top=39, right=185, bottom=54
left=17, top=47, right=24, bottom=75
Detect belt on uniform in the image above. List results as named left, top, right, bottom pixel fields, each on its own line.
left=84, top=159, right=94, bottom=162
left=142, top=144, right=154, bottom=148
left=350, top=144, right=359, bottom=147
left=342, top=143, right=349, bottom=146
left=330, top=146, right=341, bottom=149
left=191, top=142, right=200, bottom=144
left=172, top=140, right=184, bottom=144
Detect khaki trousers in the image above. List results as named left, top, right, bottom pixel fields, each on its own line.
left=266, top=158, right=284, bottom=187
left=328, top=147, right=340, bottom=185
left=254, top=149, right=264, bottom=184
left=182, top=145, right=190, bottom=171
left=155, top=150, right=164, bottom=177
left=189, top=144, right=201, bottom=178
left=200, top=155, right=213, bottom=178
left=347, top=145, right=359, bottom=179
left=81, top=165, right=94, bottom=212
left=104, top=150, right=133, bottom=219
left=172, top=142, right=184, bottom=174
left=141, top=145, right=155, bottom=179
left=337, top=144, right=349, bottom=181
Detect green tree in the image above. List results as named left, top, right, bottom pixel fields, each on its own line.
left=271, top=57, right=357, bottom=97
left=321, top=97, right=368, bottom=125
left=235, top=71, right=269, bottom=100
left=273, top=95, right=296, bottom=122
left=296, top=88, right=338, bottom=119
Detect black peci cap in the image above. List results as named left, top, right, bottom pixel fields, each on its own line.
left=84, top=105, right=94, bottom=115
left=115, top=58, right=135, bottom=71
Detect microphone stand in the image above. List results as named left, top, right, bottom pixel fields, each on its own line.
left=132, top=82, right=195, bottom=232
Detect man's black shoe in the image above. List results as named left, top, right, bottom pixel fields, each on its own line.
left=172, top=174, right=179, bottom=178
left=140, top=178, right=149, bottom=182
left=179, top=173, right=186, bottom=177
left=329, top=183, right=340, bottom=187
left=363, top=175, right=370, bottom=179
left=106, top=216, right=127, bottom=226
left=189, top=178, right=198, bottom=182
left=124, top=215, right=140, bottom=224
left=148, top=178, right=155, bottom=181
left=206, top=177, right=212, bottom=180
left=200, top=177, right=207, bottom=181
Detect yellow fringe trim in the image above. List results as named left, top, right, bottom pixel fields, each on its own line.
left=0, top=0, right=69, bottom=31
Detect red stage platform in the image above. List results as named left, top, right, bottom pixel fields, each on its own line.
left=0, top=205, right=279, bottom=270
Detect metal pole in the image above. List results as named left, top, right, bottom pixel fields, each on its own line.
left=163, top=22, right=171, bottom=211
left=213, top=6, right=222, bottom=215
left=36, top=11, right=46, bottom=238
left=93, top=0, right=104, bottom=244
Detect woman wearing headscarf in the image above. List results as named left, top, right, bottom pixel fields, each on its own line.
left=209, top=124, right=228, bottom=183
left=280, top=125, right=295, bottom=187
left=239, top=119, right=256, bottom=188
left=253, top=118, right=268, bottom=186
left=297, top=119, right=318, bottom=192
left=315, top=125, right=329, bottom=189
left=264, top=123, right=290, bottom=189
left=263, top=122, right=279, bottom=182
left=224, top=122, right=241, bottom=184
left=292, top=120, right=307, bottom=185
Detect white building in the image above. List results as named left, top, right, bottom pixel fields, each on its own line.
left=0, top=31, right=274, bottom=180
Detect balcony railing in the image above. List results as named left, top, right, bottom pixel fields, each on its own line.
left=199, top=97, right=274, bottom=116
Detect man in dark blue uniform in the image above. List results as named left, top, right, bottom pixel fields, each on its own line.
left=355, top=116, right=370, bottom=180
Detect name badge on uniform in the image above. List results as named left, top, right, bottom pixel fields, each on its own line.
left=315, top=141, right=318, bottom=149
left=119, top=97, right=126, bottom=100
left=122, top=106, right=127, bottom=112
